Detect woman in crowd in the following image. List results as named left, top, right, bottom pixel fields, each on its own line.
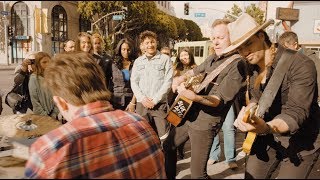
left=28, top=52, right=59, bottom=119
left=173, top=48, right=197, bottom=77
left=90, top=33, right=112, bottom=61
left=169, top=48, right=197, bottom=105
left=75, top=32, right=92, bottom=53
left=109, top=38, right=137, bottom=111
left=75, top=32, right=111, bottom=88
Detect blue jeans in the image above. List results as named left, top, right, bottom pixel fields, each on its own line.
left=209, top=106, right=236, bottom=163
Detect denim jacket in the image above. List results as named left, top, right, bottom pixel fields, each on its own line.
left=131, top=51, right=173, bottom=105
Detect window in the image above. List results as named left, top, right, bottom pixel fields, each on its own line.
left=195, top=46, right=200, bottom=57
left=51, top=5, right=67, bottom=55
left=79, top=15, right=91, bottom=33
left=200, top=46, right=204, bottom=57
left=11, top=2, right=31, bottom=63
left=190, top=46, right=194, bottom=55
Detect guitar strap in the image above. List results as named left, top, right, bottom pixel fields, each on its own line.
left=256, top=50, right=294, bottom=118
left=194, top=54, right=241, bottom=94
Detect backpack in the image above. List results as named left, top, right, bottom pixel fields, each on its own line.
left=5, top=72, right=32, bottom=111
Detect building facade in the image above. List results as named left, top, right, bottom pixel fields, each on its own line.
left=0, top=1, right=177, bottom=65
left=155, top=1, right=175, bottom=16
left=0, top=1, right=89, bottom=65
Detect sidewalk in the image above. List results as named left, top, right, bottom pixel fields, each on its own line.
left=0, top=64, right=17, bottom=71
left=176, top=131, right=246, bottom=179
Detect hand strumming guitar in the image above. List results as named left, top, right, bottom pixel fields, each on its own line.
left=234, top=103, right=272, bottom=135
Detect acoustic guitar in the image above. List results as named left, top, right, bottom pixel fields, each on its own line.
left=166, top=74, right=204, bottom=126
left=242, top=104, right=258, bottom=154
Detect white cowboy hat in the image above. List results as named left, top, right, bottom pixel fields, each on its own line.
left=222, top=13, right=275, bottom=54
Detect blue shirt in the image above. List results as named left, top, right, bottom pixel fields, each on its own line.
left=121, top=69, right=130, bottom=82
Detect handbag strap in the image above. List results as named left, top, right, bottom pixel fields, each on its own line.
left=256, top=50, right=294, bottom=118
left=195, top=54, right=241, bottom=94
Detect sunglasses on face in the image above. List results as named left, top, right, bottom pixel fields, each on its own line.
left=29, top=59, right=35, bottom=64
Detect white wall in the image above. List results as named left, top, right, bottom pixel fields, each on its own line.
left=292, top=1, right=320, bottom=45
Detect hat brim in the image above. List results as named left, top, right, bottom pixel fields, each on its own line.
left=222, top=19, right=275, bottom=55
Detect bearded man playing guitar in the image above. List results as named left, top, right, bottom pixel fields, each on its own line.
left=162, top=18, right=246, bottom=179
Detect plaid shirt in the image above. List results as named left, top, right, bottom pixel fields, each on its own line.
left=25, top=101, right=166, bottom=179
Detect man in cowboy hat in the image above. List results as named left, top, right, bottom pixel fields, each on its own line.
left=164, top=18, right=247, bottom=179
left=230, top=13, right=320, bottom=179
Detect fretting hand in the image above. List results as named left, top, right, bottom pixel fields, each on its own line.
left=177, top=83, right=197, bottom=101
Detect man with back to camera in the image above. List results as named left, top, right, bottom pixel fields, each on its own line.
left=24, top=52, right=166, bottom=179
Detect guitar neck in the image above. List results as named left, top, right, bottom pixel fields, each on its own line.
left=242, top=105, right=258, bottom=124
left=184, top=77, right=195, bottom=89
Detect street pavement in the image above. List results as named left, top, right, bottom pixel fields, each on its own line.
left=176, top=131, right=246, bottom=179
left=176, top=130, right=320, bottom=179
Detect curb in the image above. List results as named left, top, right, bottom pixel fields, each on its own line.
left=0, top=67, right=15, bottom=71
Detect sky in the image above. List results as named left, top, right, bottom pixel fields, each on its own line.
left=171, top=1, right=258, bottom=37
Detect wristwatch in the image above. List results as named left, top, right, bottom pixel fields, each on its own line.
left=258, top=123, right=272, bottom=136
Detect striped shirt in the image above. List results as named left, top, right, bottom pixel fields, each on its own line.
left=25, top=101, right=166, bottom=179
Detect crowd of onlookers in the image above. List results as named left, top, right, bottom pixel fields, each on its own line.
left=0, top=13, right=320, bottom=179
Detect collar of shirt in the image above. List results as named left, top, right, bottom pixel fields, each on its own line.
left=272, top=44, right=297, bottom=69
left=73, top=101, right=114, bottom=119
left=210, top=52, right=237, bottom=66
left=141, top=50, right=162, bottom=61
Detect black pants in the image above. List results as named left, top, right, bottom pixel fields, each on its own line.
left=163, top=122, right=221, bottom=179
left=245, top=146, right=320, bottom=179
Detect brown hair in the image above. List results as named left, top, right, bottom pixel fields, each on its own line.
left=113, top=38, right=137, bottom=70
left=44, top=52, right=111, bottom=106
left=160, top=47, right=171, bottom=55
left=75, top=32, right=92, bottom=52
left=90, top=33, right=104, bottom=54
left=174, top=47, right=196, bottom=73
left=33, top=52, right=51, bottom=77
left=252, top=30, right=277, bottom=90
left=278, top=31, right=299, bottom=47
left=139, top=30, right=157, bottom=44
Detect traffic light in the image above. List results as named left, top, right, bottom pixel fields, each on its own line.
left=7, top=26, right=14, bottom=38
left=184, top=3, right=189, bottom=15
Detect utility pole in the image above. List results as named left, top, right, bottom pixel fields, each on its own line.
left=3, top=1, right=9, bottom=65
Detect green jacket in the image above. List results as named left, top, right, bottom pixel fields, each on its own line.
left=28, top=74, right=59, bottom=118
